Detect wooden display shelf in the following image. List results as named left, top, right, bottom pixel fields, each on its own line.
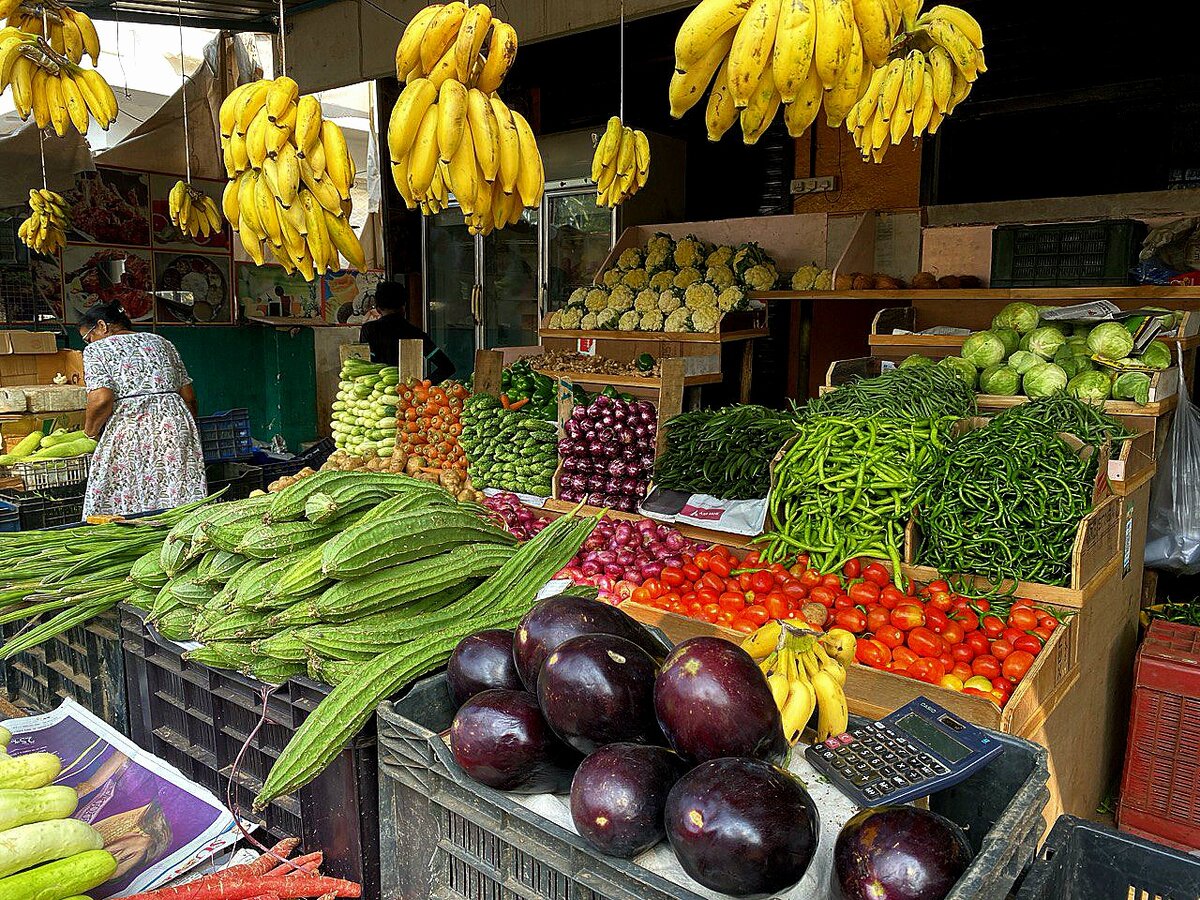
left=753, top=286, right=1200, bottom=302
left=974, top=392, right=1178, bottom=418
left=538, top=327, right=768, bottom=344
left=537, top=498, right=760, bottom=549
left=531, top=368, right=722, bottom=389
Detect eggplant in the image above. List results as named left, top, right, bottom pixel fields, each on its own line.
left=449, top=690, right=576, bottom=793
left=513, top=594, right=668, bottom=691
left=653, top=637, right=786, bottom=763
left=446, top=629, right=523, bottom=708
left=570, top=743, right=686, bottom=858
left=538, top=633, right=662, bottom=753
left=665, top=757, right=819, bottom=897
left=832, top=806, right=973, bottom=900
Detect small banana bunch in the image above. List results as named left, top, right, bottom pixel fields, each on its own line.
left=0, top=26, right=119, bottom=134
left=393, top=2, right=517, bottom=93
left=168, top=180, right=224, bottom=241
left=847, top=4, right=983, bottom=162
left=18, top=188, right=68, bottom=255
left=590, top=116, right=649, bottom=208
left=743, top=622, right=855, bottom=744
left=218, top=76, right=366, bottom=280
left=2, top=0, right=101, bottom=65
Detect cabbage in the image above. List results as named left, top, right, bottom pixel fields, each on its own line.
left=1027, top=325, right=1067, bottom=360
left=992, top=302, right=1040, bottom=335
left=961, top=331, right=1006, bottom=369
left=1057, top=354, right=1094, bottom=380
left=938, top=356, right=978, bottom=390
left=1018, top=333, right=1032, bottom=352
left=991, top=327, right=1020, bottom=357
left=1086, top=321, right=1135, bottom=361
left=899, top=354, right=933, bottom=368
left=1113, top=371, right=1151, bottom=405
left=1008, top=350, right=1042, bottom=375
left=980, top=364, right=1020, bottom=396
left=1067, top=371, right=1112, bottom=404
left=1137, top=340, right=1171, bottom=370
left=1072, top=323, right=1094, bottom=340
left=1023, top=362, right=1069, bottom=398
left=1063, top=337, right=1091, bottom=357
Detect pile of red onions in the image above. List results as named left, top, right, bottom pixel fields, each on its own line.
left=557, top=396, right=657, bottom=512
left=481, top=491, right=548, bottom=541
left=556, top=515, right=702, bottom=605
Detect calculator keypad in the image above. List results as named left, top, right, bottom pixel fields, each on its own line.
left=818, top=728, right=949, bottom=800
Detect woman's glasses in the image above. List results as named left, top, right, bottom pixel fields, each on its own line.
left=81, top=324, right=99, bottom=344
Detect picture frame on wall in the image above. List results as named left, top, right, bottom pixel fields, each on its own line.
left=154, top=252, right=233, bottom=324
left=322, top=268, right=384, bottom=324
left=236, top=262, right=321, bottom=321
left=62, top=245, right=154, bottom=324
left=64, top=168, right=152, bottom=248
left=148, top=173, right=231, bottom=253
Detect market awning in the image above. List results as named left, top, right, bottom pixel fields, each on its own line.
left=83, top=0, right=335, bottom=33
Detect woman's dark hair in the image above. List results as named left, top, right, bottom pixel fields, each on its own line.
left=81, top=301, right=132, bottom=330
left=373, top=281, right=405, bottom=314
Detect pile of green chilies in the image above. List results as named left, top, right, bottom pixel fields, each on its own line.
left=803, top=365, right=976, bottom=421
left=654, top=405, right=799, bottom=500
left=914, top=416, right=1099, bottom=587
left=992, top=395, right=1135, bottom=456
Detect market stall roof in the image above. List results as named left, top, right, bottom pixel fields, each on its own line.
left=85, top=0, right=334, bottom=33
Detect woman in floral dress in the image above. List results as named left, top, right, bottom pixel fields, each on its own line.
left=80, top=302, right=206, bottom=517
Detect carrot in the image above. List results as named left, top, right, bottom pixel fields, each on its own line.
left=500, top=394, right=511, bottom=409
left=266, top=852, right=322, bottom=877
left=123, top=874, right=360, bottom=899
left=507, top=397, right=530, bottom=411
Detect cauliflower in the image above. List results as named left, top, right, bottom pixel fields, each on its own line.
left=790, top=263, right=821, bottom=291
left=650, top=270, right=676, bottom=291
left=634, top=289, right=659, bottom=313
left=647, top=232, right=674, bottom=256
left=617, top=247, right=644, bottom=271
left=567, top=286, right=589, bottom=308
left=596, top=308, right=620, bottom=330
left=685, top=282, right=719, bottom=310
left=658, top=289, right=682, bottom=314
left=705, top=264, right=735, bottom=291
left=608, top=285, right=635, bottom=312
left=639, top=310, right=665, bottom=331
left=618, top=310, right=641, bottom=331
left=741, top=263, right=779, bottom=292
left=692, top=307, right=721, bottom=332
left=673, top=266, right=701, bottom=289
left=673, top=235, right=707, bottom=268
left=602, top=268, right=623, bottom=288
left=621, top=268, right=649, bottom=290
left=706, top=245, right=734, bottom=268
left=718, top=286, right=749, bottom=313
left=645, top=244, right=674, bottom=273
left=814, top=268, right=833, bottom=290
left=580, top=311, right=599, bottom=330
left=664, top=308, right=693, bottom=333
left=585, top=288, right=610, bottom=312
left=559, top=306, right=583, bottom=329
left=546, top=309, right=563, bottom=329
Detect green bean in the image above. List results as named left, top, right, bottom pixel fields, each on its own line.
left=802, top=365, right=976, bottom=421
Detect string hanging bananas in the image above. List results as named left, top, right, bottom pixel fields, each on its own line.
left=590, top=116, right=649, bottom=208
left=168, top=181, right=224, bottom=242
left=0, top=27, right=119, bottom=134
left=218, top=76, right=367, bottom=280
left=18, top=188, right=68, bottom=255
left=2, top=0, right=101, bottom=65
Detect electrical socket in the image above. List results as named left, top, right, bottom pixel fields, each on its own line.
left=791, top=176, right=837, bottom=195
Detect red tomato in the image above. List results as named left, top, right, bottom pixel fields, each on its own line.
left=856, top=639, right=891, bottom=668
left=1038, top=615, right=1058, bottom=632
left=907, top=627, right=945, bottom=659
left=843, top=558, right=862, bottom=579
left=951, top=643, right=977, bottom=663
left=964, top=631, right=990, bottom=657
left=681, top=591, right=698, bottom=605
left=700, top=603, right=720, bottom=623
left=890, top=604, right=926, bottom=631
left=717, top=610, right=735, bottom=625
left=889, top=661, right=913, bottom=675
left=848, top=582, right=881, bottom=605
left=682, top=563, right=702, bottom=583
left=630, top=587, right=651, bottom=604
left=981, top=615, right=1005, bottom=639
left=743, top=604, right=770, bottom=627
left=730, top=618, right=758, bottom=634
left=750, top=571, right=775, bottom=593
left=800, top=569, right=822, bottom=589
left=821, top=573, right=843, bottom=591
left=875, top=624, right=905, bottom=650
left=907, top=658, right=946, bottom=685
left=781, top=583, right=809, bottom=602
left=892, top=646, right=919, bottom=668
left=742, top=551, right=761, bottom=566
left=833, top=593, right=856, bottom=610
left=927, top=580, right=950, bottom=595
left=952, top=608, right=980, bottom=633
left=862, top=563, right=891, bottom=587
left=963, top=687, right=993, bottom=701
left=1008, top=606, right=1039, bottom=630
left=927, top=591, right=954, bottom=613
left=990, top=639, right=1014, bottom=661
left=880, top=586, right=906, bottom=609
left=1013, top=634, right=1043, bottom=655
left=737, top=572, right=755, bottom=592
left=925, top=608, right=950, bottom=634
left=866, top=606, right=891, bottom=634
left=975, top=599, right=991, bottom=612
left=1003, top=650, right=1035, bottom=682
left=938, top=653, right=955, bottom=671
left=1032, top=625, right=1055, bottom=643
left=699, top=572, right=725, bottom=593
left=760, top=592, right=787, bottom=620
left=809, top=586, right=837, bottom=608
left=687, top=600, right=703, bottom=616
left=708, top=555, right=732, bottom=578
left=1000, top=627, right=1023, bottom=646
left=951, top=662, right=973, bottom=683
left=972, top=655, right=1001, bottom=679
left=717, top=592, right=745, bottom=613
left=940, top=622, right=965, bottom=646
left=990, top=677, right=1013, bottom=698
left=834, top=608, right=868, bottom=634
left=660, top=567, right=686, bottom=589
left=694, top=587, right=718, bottom=605
left=790, top=553, right=809, bottom=573
left=693, top=551, right=711, bottom=572
left=642, top=578, right=662, bottom=598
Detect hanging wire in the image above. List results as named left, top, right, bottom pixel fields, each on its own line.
left=276, top=0, right=286, bottom=77
left=177, top=0, right=191, bottom=183
left=618, top=0, right=625, bottom=121
left=38, top=6, right=49, bottom=191
left=114, top=7, right=131, bottom=99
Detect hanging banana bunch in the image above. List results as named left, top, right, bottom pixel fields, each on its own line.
left=387, top=3, right=544, bottom=235
left=0, top=25, right=119, bottom=135
left=168, top=181, right=224, bottom=241
left=18, top=188, right=68, bottom=255
left=846, top=3, right=983, bottom=162
left=1, top=0, right=101, bottom=65
left=590, top=116, right=649, bottom=208
left=217, top=76, right=367, bottom=280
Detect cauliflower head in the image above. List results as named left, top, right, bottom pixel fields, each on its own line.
left=634, top=289, right=659, bottom=313
left=645, top=244, right=674, bottom=273
left=608, top=285, right=635, bottom=312
left=585, top=288, right=610, bottom=312
left=706, top=245, right=735, bottom=268
left=580, top=311, right=599, bottom=330
left=559, top=306, right=583, bottom=329
left=673, top=266, right=702, bottom=289
left=566, top=286, right=589, bottom=308
left=647, top=232, right=674, bottom=256
left=658, top=289, right=682, bottom=314
left=692, top=307, right=721, bottom=332
left=617, top=247, right=644, bottom=271
left=621, top=268, right=649, bottom=290
left=813, top=268, right=833, bottom=290
left=741, top=263, right=779, bottom=292
left=596, top=308, right=620, bottom=330
left=718, top=286, right=749, bottom=313
left=705, top=264, right=735, bottom=291
left=618, top=310, right=641, bottom=331
left=664, top=308, right=694, bottom=333
left=790, top=263, right=821, bottom=291
left=546, top=309, right=563, bottom=329
left=650, top=270, right=676, bottom=291
left=639, top=310, right=665, bottom=331
left=673, top=235, right=707, bottom=269
left=685, top=282, right=719, bottom=310
left=602, top=268, right=623, bottom=288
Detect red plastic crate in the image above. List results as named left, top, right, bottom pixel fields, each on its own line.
left=1118, top=619, right=1200, bottom=851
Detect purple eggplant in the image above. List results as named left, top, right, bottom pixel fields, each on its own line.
left=449, top=690, right=576, bottom=793
left=446, top=629, right=523, bottom=708
left=832, top=806, right=973, bottom=900
left=665, top=757, right=819, bottom=897
left=570, top=743, right=686, bottom=858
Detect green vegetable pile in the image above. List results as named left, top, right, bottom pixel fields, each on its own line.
left=805, top=364, right=976, bottom=420
left=460, top=394, right=558, bottom=496
left=330, top=358, right=400, bottom=456
left=992, top=395, right=1135, bottom=457
left=0, top=429, right=96, bottom=466
left=500, top=359, right=556, bottom=419
left=654, top=405, right=799, bottom=500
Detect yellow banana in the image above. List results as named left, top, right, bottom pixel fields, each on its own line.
left=475, top=21, right=517, bottom=93
left=614, top=127, right=636, bottom=176
left=466, top=88, right=499, bottom=181
left=266, top=75, right=298, bottom=122
left=739, top=64, right=780, bottom=144
left=0, top=32, right=29, bottom=90
left=705, top=57, right=739, bottom=141
left=781, top=677, right=815, bottom=743
left=598, top=115, right=623, bottom=166
left=674, top=0, right=754, bottom=71
left=668, top=28, right=734, bottom=119
left=812, top=668, right=849, bottom=741
left=741, top=620, right=783, bottom=660
left=919, top=4, right=982, bottom=48
left=67, top=70, right=101, bottom=132
left=294, top=95, right=323, bottom=157
left=29, top=64, right=49, bottom=128
left=927, top=103, right=945, bottom=134
left=446, top=128, right=478, bottom=213
left=819, top=628, right=858, bottom=666
left=420, top=1, right=467, bottom=73
left=851, top=0, right=893, bottom=67
left=900, top=48, right=924, bottom=112
left=221, top=179, right=240, bottom=227
left=407, top=101, right=441, bottom=197
left=390, top=155, right=417, bottom=209
left=926, top=18, right=976, bottom=81
left=454, top=2, right=492, bottom=83
left=490, top=95, right=520, bottom=194
left=255, top=175, right=284, bottom=247
left=511, top=110, right=543, bottom=209
left=773, top=0, right=816, bottom=104
left=782, top=63, right=822, bottom=136
left=275, top=141, right=301, bottom=207
left=822, top=23, right=863, bottom=125
left=925, top=44, right=952, bottom=110
left=871, top=102, right=889, bottom=148
left=394, top=3, right=442, bottom=78
left=909, top=68, right=934, bottom=137
left=325, top=208, right=366, bottom=270
left=436, top=78, right=468, bottom=162
left=633, top=130, right=650, bottom=189
left=876, top=56, right=904, bottom=121
left=235, top=79, right=270, bottom=134
left=947, top=66, right=971, bottom=112
left=77, top=68, right=117, bottom=125
left=300, top=189, right=331, bottom=271
left=301, top=158, right=343, bottom=214
left=237, top=172, right=262, bottom=234
left=389, top=77, right=438, bottom=162
left=321, top=119, right=353, bottom=200
left=45, top=74, right=70, bottom=137
left=767, top=669, right=790, bottom=708
left=59, top=14, right=83, bottom=64
left=853, top=63, right=887, bottom=120
left=813, top=0, right=854, bottom=89
left=727, top=0, right=782, bottom=108
left=246, top=107, right=270, bottom=169
left=898, top=0, right=923, bottom=29
left=68, top=8, right=101, bottom=64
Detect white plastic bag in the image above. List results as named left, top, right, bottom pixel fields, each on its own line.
left=1145, top=350, right=1200, bottom=573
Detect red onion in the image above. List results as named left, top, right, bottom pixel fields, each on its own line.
left=482, top=492, right=548, bottom=542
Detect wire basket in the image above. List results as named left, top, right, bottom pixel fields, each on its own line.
left=3, top=454, right=91, bottom=490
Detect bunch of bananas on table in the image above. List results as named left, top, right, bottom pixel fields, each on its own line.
left=669, top=0, right=983, bottom=150
left=1, top=0, right=99, bottom=64
left=590, top=116, right=649, bottom=208
left=0, top=24, right=118, bottom=134
left=18, top=188, right=68, bottom=255
left=847, top=4, right=983, bottom=162
left=387, top=3, right=544, bottom=235
left=218, top=76, right=366, bottom=279
left=743, top=621, right=855, bottom=744
left=168, top=180, right=224, bottom=241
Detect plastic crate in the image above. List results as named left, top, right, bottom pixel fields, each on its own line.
left=0, top=500, right=17, bottom=532
left=0, top=483, right=85, bottom=529
left=990, top=219, right=1148, bottom=287
left=198, top=408, right=253, bottom=462
left=256, top=437, right=336, bottom=490
left=377, top=675, right=1050, bottom=900
left=1015, top=815, right=1200, bottom=899
left=118, top=605, right=380, bottom=895
left=1117, top=618, right=1200, bottom=851
left=205, top=461, right=264, bottom=500
left=4, top=454, right=91, bottom=490
left=3, top=607, right=127, bottom=734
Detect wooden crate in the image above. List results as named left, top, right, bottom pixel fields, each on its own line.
left=539, top=309, right=768, bottom=361
left=1117, top=468, right=1155, bottom=588
left=1108, top=426, right=1156, bottom=494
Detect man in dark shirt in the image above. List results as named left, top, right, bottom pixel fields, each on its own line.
left=359, top=281, right=456, bottom=383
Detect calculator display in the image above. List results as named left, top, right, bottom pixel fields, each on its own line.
left=896, top=713, right=970, bottom=763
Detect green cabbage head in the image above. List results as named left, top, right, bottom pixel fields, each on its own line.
left=1067, top=371, right=1112, bottom=404
left=1023, top=362, right=1069, bottom=398
left=1027, top=325, right=1067, bottom=360
left=979, top=364, right=1021, bottom=396
left=1086, top=322, right=1135, bottom=361
left=992, top=302, right=1040, bottom=334
left=961, top=331, right=1006, bottom=369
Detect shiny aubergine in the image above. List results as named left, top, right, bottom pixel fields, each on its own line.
left=446, top=629, right=523, bottom=708
left=449, top=690, right=576, bottom=793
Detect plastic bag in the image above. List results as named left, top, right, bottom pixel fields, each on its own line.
left=1145, top=350, right=1200, bottom=573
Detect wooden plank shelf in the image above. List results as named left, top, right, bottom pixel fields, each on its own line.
left=538, top=327, right=768, bottom=344
left=532, top=369, right=722, bottom=389
left=974, top=392, right=1178, bottom=418
left=751, top=286, right=1200, bottom=302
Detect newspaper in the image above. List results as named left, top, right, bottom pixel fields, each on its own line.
left=640, top=487, right=769, bottom=536
left=4, top=699, right=249, bottom=898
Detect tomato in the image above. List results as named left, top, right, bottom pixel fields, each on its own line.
left=972, top=655, right=1001, bottom=679
left=848, top=582, right=881, bottom=605
left=781, top=583, right=809, bottom=602
left=790, top=553, right=809, bottom=573
left=981, top=615, right=1005, bottom=638
left=750, top=571, right=775, bottom=593
left=821, top=573, right=843, bottom=591
left=630, top=587, right=651, bottom=604
left=843, top=558, right=862, bottom=579
left=892, top=646, right=919, bottom=669
left=963, top=687, right=993, bottom=701
left=890, top=604, right=926, bottom=631
left=717, top=610, right=735, bottom=625
left=833, top=593, right=857, bottom=610
left=940, top=622, right=965, bottom=646
left=682, top=563, right=702, bottom=582
left=1032, top=624, right=1055, bottom=643
left=990, top=677, right=1013, bottom=698
left=907, top=658, right=946, bottom=684
left=693, top=551, right=711, bottom=571
left=1008, top=606, right=1039, bottom=630
left=927, top=580, right=950, bottom=595
left=975, top=599, right=991, bottom=612
left=834, top=608, right=868, bottom=634
left=730, top=618, right=758, bottom=634
left=660, top=567, right=686, bottom=589
left=927, top=591, right=954, bottom=614
left=763, top=592, right=789, bottom=620
left=907, top=627, right=945, bottom=659
left=1003, top=650, right=1035, bottom=682
left=742, top=551, right=761, bottom=566
left=951, top=643, right=977, bottom=663
left=889, top=661, right=913, bottom=676
left=990, top=639, right=1014, bottom=661
left=681, top=591, right=698, bottom=606
left=738, top=572, right=755, bottom=592
left=641, top=579, right=662, bottom=598
left=925, top=608, right=950, bottom=634
left=718, top=592, right=746, bottom=613
left=952, top=608, right=979, bottom=633
left=1013, top=634, right=1043, bottom=655
left=687, top=600, right=703, bottom=616
left=1038, top=615, right=1058, bottom=632
left=856, top=640, right=891, bottom=668
left=769, top=563, right=789, bottom=578
left=711, top=544, right=732, bottom=559
left=800, top=569, right=823, bottom=589
left=880, top=586, right=906, bottom=609
left=700, top=603, right=720, bottom=623
left=809, top=586, right=837, bottom=608
left=862, top=563, right=891, bottom=587
left=951, top=662, right=973, bottom=683
left=989, top=689, right=1008, bottom=708
left=742, top=604, right=770, bottom=627
left=939, top=674, right=965, bottom=692
left=964, top=631, right=990, bottom=657
left=875, top=624, right=905, bottom=650
left=964, top=675, right=993, bottom=692
left=866, top=606, right=891, bottom=634
left=696, top=588, right=720, bottom=606
left=708, top=555, right=732, bottom=578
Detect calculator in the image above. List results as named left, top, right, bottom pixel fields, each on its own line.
left=804, top=696, right=1003, bottom=806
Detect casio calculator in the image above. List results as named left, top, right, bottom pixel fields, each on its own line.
left=804, top=696, right=1003, bottom=806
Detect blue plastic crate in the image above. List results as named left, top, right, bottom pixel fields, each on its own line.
left=0, top=500, right=17, bottom=532
left=197, top=408, right=253, bottom=461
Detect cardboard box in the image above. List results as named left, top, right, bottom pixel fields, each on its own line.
left=0, top=331, right=57, bottom=354
left=0, top=350, right=84, bottom=389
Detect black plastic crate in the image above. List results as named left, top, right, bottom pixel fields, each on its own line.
left=198, top=408, right=253, bottom=462
left=257, top=437, right=336, bottom=490
left=0, top=483, right=85, bottom=529
left=378, top=675, right=1050, bottom=900
left=205, top=461, right=263, bottom=500
left=991, top=219, right=1148, bottom=287
left=118, top=605, right=379, bottom=895
left=4, top=607, right=127, bottom=734
left=1016, top=815, right=1200, bottom=899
